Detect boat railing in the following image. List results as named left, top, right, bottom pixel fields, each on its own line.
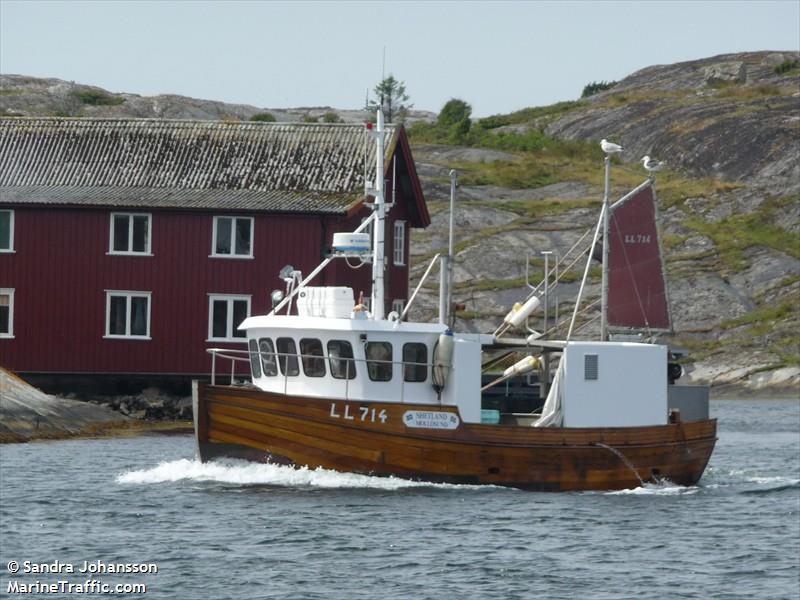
left=206, top=347, right=441, bottom=403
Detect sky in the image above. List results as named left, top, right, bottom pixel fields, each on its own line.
left=1, top=0, right=798, bottom=118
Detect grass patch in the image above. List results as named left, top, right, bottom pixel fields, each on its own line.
left=475, top=101, right=585, bottom=130
left=684, top=195, right=800, bottom=272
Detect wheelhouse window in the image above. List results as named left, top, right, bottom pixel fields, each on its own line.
left=365, top=342, right=392, bottom=382
left=299, top=338, right=326, bottom=377
left=0, top=289, right=14, bottom=337
left=208, top=295, right=250, bottom=341
left=259, top=338, right=278, bottom=377
left=403, top=343, right=427, bottom=383
left=110, top=213, right=151, bottom=255
left=249, top=339, right=262, bottom=379
left=105, top=291, right=151, bottom=339
left=393, top=221, right=406, bottom=266
left=0, top=210, right=13, bottom=252
left=212, top=216, right=253, bottom=258
left=328, top=340, right=356, bottom=380
left=276, top=337, right=299, bottom=376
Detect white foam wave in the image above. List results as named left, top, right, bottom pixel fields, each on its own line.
left=605, top=480, right=699, bottom=496
left=116, top=458, right=482, bottom=491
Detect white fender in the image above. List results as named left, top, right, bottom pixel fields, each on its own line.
left=432, top=329, right=455, bottom=392
left=504, top=295, right=541, bottom=328
left=503, top=355, right=540, bottom=378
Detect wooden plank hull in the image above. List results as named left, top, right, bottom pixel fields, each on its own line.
left=195, top=383, right=717, bottom=492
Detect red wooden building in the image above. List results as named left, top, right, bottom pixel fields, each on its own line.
left=0, top=118, right=428, bottom=393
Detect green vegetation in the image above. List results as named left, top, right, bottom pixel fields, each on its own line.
left=369, top=75, right=412, bottom=123
left=250, top=112, right=276, bottom=122
left=683, top=196, right=800, bottom=272
left=774, top=59, right=800, bottom=75
left=715, top=83, right=782, bottom=99
left=581, top=80, right=617, bottom=98
left=303, top=115, right=318, bottom=123
left=721, top=297, right=796, bottom=330
left=322, top=111, right=342, bottom=123
left=72, top=89, right=124, bottom=106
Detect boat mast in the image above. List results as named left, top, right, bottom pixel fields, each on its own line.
left=600, top=155, right=611, bottom=341
left=439, top=169, right=457, bottom=324
left=370, top=110, right=386, bottom=320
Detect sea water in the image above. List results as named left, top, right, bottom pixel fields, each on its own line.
left=0, top=399, right=798, bottom=599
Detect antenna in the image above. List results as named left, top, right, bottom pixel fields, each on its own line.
left=380, top=46, right=386, bottom=109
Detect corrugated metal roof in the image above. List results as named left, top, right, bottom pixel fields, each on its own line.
left=0, top=118, right=397, bottom=212
left=0, top=186, right=355, bottom=213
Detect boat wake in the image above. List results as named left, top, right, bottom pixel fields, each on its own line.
left=703, top=468, right=800, bottom=495
left=604, top=469, right=800, bottom=497
left=116, top=458, right=485, bottom=491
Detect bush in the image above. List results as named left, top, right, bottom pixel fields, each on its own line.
left=250, top=112, right=276, bottom=122
left=72, top=89, right=124, bottom=106
left=303, top=115, right=318, bottom=123
left=581, top=80, right=617, bottom=98
left=437, top=98, right=472, bottom=143
left=774, top=59, right=799, bottom=75
left=322, top=112, right=342, bottom=123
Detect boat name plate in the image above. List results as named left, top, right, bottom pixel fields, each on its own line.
left=403, top=410, right=460, bottom=430
left=329, top=403, right=388, bottom=424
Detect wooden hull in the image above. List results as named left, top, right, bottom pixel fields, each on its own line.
left=194, top=383, right=717, bottom=492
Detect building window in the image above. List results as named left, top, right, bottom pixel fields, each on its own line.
left=0, top=289, right=14, bottom=337
left=276, top=337, right=299, bottom=376
left=328, top=340, right=356, bottom=380
left=212, top=216, right=253, bottom=258
left=365, top=342, right=393, bottom=382
left=403, top=343, right=428, bottom=383
left=208, top=295, right=250, bottom=341
left=259, top=338, right=278, bottom=377
left=0, top=210, right=14, bottom=252
left=110, top=213, right=151, bottom=255
left=105, top=291, right=151, bottom=339
left=299, top=338, right=326, bottom=377
left=393, top=220, right=406, bottom=266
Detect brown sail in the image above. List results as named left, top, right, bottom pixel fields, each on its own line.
left=607, top=182, right=671, bottom=331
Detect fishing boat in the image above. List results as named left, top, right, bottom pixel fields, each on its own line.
left=193, top=111, right=716, bottom=491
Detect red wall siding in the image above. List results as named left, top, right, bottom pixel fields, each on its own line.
left=0, top=201, right=415, bottom=376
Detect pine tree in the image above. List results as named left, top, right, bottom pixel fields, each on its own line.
left=369, top=75, right=412, bottom=123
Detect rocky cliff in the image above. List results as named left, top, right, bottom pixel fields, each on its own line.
left=407, top=52, right=799, bottom=396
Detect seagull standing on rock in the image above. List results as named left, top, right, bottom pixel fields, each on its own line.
left=600, top=139, right=624, bottom=154
left=641, top=155, right=666, bottom=174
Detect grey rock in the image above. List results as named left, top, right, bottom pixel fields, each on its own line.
left=0, top=369, right=126, bottom=440
left=702, top=61, right=747, bottom=85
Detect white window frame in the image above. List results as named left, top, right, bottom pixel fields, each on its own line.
left=211, top=216, right=254, bottom=259
left=104, top=290, right=152, bottom=340
left=207, top=294, right=252, bottom=342
left=393, top=220, right=406, bottom=266
left=0, top=209, right=14, bottom=253
left=108, top=212, right=152, bottom=256
left=0, top=288, right=14, bottom=338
